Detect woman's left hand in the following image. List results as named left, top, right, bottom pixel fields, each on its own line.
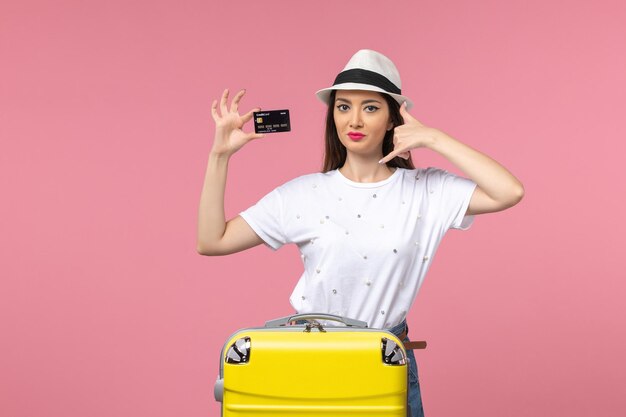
left=380, top=102, right=525, bottom=215
left=379, top=102, right=439, bottom=164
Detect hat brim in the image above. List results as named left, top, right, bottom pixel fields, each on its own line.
left=315, top=83, right=414, bottom=110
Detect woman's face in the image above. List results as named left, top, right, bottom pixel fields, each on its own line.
left=333, top=90, right=393, bottom=159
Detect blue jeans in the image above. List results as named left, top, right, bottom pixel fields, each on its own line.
left=388, top=320, right=425, bottom=417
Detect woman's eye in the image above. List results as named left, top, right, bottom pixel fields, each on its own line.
left=337, top=104, right=349, bottom=111
left=364, top=105, right=379, bottom=112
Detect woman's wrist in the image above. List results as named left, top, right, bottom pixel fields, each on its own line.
left=209, top=149, right=231, bottom=162
left=423, top=128, right=448, bottom=151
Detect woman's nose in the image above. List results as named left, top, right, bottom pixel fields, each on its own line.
left=349, top=110, right=363, bottom=128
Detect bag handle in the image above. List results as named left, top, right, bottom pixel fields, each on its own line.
left=265, top=313, right=368, bottom=328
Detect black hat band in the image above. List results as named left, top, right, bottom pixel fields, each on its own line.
left=332, top=68, right=401, bottom=95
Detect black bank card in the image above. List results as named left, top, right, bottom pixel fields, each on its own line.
left=253, top=109, right=291, bottom=133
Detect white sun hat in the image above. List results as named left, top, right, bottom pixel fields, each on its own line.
left=315, top=49, right=414, bottom=110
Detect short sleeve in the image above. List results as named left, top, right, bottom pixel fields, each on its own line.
left=239, top=188, right=287, bottom=250
left=426, top=168, right=477, bottom=230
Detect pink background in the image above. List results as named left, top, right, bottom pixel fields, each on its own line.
left=1, top=0, right=625, bottom=416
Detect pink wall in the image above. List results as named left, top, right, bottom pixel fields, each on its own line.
left=1, top=0, right=625, bottom=416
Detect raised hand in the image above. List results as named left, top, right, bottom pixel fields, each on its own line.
left=210, top=89, right=265, bottom=157
left=379, top=102, right=438, bottom=164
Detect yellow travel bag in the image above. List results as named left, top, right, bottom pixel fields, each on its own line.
left=214, top=313, right=409, bottom=416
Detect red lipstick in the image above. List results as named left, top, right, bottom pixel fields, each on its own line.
left=348, top=132, right=365, bottom=141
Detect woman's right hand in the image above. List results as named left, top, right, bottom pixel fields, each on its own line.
left=210, top=88, right=265, bottom=157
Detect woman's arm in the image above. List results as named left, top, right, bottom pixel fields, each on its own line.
left=425, top=132, right=524, bottom=215
left=196, top=89, right=265, bottom=256
left=379, top=102, right=524, bottom=215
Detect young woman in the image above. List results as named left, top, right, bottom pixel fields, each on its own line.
left=197, top=49, right=524, bottom=417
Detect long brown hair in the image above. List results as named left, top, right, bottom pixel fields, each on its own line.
left=322, top=89, right=415, bottom=172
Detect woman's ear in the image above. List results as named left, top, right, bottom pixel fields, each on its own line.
left=387, top=120, right=394, bottom=131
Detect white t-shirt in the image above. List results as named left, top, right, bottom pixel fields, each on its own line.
left=240, top=167, right=477, bottom=329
